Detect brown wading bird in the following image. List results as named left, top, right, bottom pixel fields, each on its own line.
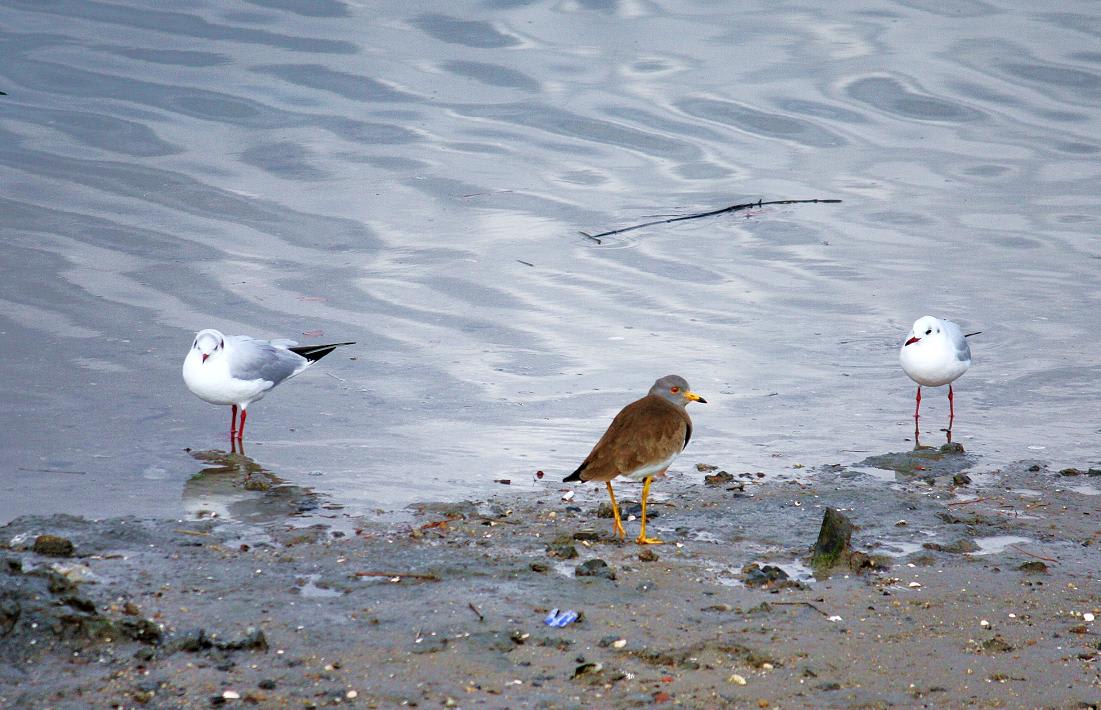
left=564, top=375, right=706, bottom=545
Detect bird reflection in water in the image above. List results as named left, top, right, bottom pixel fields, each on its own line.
left=183, top=445, right=323, bottom=525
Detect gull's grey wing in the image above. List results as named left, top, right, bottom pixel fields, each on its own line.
left=226, top=336, right=307, bottom=385
left=942, top=320, right=972, bottom=363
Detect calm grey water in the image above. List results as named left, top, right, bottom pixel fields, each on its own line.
left=2, top=0, right=1100, bottom=525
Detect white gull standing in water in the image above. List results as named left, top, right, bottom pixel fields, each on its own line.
left=182, top=329, right=353, bottom=441
left=899, top=316, right=979, bottom=443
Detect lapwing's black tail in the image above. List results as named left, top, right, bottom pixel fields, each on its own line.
left=288, top=342, right=355, bottom=363
left=563, top=463, right=586, bottom=482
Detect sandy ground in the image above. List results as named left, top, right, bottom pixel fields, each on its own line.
left=2, top=448, right=1099, bottom=709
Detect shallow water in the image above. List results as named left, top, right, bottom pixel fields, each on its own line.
left=1, top=0, right=1100, bottom=524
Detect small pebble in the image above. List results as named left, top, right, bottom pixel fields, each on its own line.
left=909, top=582, right=922, bottom=588
left=980, top=619, right=990, bottom=627
left=612, top=638, right=627, bottom=649
left=222, top=690, right=240, bottom=700
left=1085, top=613, right=1095, bottom=622
left=728, top=673, right=747, bottom=685
left=346, top=690, right=358, bottom=699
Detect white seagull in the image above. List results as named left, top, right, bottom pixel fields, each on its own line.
left=182, top=329, right=354, bottom=440
left=899, top=316, right=979, bottom=441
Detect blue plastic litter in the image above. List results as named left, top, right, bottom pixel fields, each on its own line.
left=543, top=608, right=579, bottom=627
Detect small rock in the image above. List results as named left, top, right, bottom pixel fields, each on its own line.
left=939, top=442, right=965, bottom=454
left=546, top=543, right=578, bottom=560
left=980, top=635, right=1014, bottom=654
left=1017, top=560, right=1048, bottom=573
left=742, top=563, right=793, bottom=589
left=573, top=530, right=601, bottom=542
left=258, top=679, right=277, bottom=690
left=167, top=628, right=210, bottom=654
left=33, top=535, right=74, bottom=557
left=1059, top=468, right=1082, bottom=477
left=217, top=627, right=268, bottom=652
left=529, top=562, right=549, bottom=573
left=575, top=559, right=615, bottom=580
left=572, top=661, right=602, bottom=679
left=118, top=618, right=163, bottom=645
left=704, top=471, right=735, bottom=486
left=952, top=473, right=972, bottom=486
left=638, top=549, right=659, bottom=562
left=728, top=673, right=747, bottom=685
left=1027, top=464, right=1042, bottom=472
left=923, top=539, right=980, bottom=554
left=696, top=463, right=719, bottom=472
left=623, top=502, right=656, bottom=519
left=411, top=636, right=448, bottom=654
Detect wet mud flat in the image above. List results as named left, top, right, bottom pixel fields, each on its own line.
left=2, top=451, right=1100, bottom=709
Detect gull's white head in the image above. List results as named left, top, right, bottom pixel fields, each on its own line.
left=191, top=329, right=225, bottom=364
left=903, top=316, right=942, bottom=347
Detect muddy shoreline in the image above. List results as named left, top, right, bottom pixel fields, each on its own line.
left=2, top=449, right=1099, bottom=709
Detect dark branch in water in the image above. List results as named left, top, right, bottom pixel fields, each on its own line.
left=579, top=198, right=842, bottom=244
left=771, top=600, right=830, bottom=617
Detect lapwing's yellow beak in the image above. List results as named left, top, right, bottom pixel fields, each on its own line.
left=684, top=391, right=707, bottom=404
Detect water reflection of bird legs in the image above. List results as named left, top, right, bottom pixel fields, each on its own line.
left=184, top=448, right=322, bottom=524
left=913, top=385, right=956, bottom=450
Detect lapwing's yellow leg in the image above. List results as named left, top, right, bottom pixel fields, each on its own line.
left=605, top=481, right=626, bottom=540
left=635, top=476, right=663, bottom=545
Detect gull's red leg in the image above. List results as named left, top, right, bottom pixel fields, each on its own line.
left=913, top=386, right=922, bottom=443
left=237, top=409, right=247, bottom=441
left=947, top=384, right=955, bottom=438
left=230, top=404, right=238, bottom=438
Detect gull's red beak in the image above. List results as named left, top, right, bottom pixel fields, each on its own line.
left=201, top=353, right=209, bottom=363
left=905, top=336, right=920, bottom=346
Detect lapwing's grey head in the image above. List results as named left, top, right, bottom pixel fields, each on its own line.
left=649, top=374, right=707, bottom=407
left=904, top=316, right=941, bottom=347
left=192, top=329, right=225, bottom=363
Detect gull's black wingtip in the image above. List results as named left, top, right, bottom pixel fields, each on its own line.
left=288, top=341, right=355, bottom=363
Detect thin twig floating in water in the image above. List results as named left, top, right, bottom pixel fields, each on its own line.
left=770, top=600, right=830, bottom=617
left=1008, top=544, right=1058, bottom=564
left=354, top=571, right=441, bottom=582
left=579, top=198, right=842, bottom=243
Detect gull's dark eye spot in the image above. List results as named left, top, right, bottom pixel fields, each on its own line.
left=670, top=386, right=680, bottom=393
left=219, top=339, right=224, bottom=349
left=925, top=329, right=932, bottom=335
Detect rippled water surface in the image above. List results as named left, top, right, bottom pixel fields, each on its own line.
left=2, top=0, right=1100, bottom=523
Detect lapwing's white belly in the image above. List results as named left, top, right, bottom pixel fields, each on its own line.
left=620, top=452, right=679, bottom=482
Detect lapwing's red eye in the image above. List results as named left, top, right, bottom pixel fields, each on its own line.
left=670, top=386, right=680, bottom=393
